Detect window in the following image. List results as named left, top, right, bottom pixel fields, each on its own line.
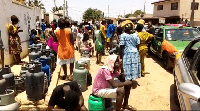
left=191, top=2, right=199, bottom=10
left=185, top=41, right=200, bottom=65
left=171, top=2, right=178, bottom=10
left=157, top=5, right=163, bottom=10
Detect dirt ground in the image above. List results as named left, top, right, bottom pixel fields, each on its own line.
left=58, top=49, right=180, bottom=110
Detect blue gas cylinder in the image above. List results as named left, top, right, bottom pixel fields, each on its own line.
left=39, top=58, right=51, bottom=81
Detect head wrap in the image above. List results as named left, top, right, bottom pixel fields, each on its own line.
left=102, top=54, right=118, bottom=73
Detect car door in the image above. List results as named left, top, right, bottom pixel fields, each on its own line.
left=151, top=28, right=163, bottom=57
left=175, top=39, right=200, bottom=110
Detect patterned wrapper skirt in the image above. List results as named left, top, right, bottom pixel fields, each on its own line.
left=9, top=36, right=22, bottom=54
left=123, top=52, right=141, bottom=80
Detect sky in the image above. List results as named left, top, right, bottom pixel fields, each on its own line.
left=41, top=0, right=158, bottom=22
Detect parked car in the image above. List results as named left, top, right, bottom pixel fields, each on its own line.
left=174, top=37, right=200, bottom=110
left=150, top=26, right=200, bottom=69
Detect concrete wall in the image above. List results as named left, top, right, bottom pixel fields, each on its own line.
left=153, top=0, right=180, bottom=17
left=180, top=0, right=200, bottom=21
left=0, top=0, right=42, bottom=65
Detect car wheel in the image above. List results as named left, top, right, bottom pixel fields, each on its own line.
left=147, top=43, right=153, bottom=55
left=163, top=52, right=171, bottom=70
left=174, top=75, right=180, bottom=106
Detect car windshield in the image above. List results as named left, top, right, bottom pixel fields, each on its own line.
left=165, top=29, right=200, bottom=41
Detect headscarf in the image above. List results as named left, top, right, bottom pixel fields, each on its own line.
left=102, top=54, right=118, bottom=73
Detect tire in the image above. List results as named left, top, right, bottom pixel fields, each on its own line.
left=163, top=52, right=171, bottom=70
left=147, top=43, right=153, bottom=55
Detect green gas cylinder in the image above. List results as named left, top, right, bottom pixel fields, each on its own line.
left=73, top=61, right=88, bottom=91
left=88, top=94, right=105, bottom=111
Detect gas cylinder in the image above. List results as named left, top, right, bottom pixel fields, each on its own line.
left=0, top=69, right=6, bottom=94
left=29, top=48, right=40, bottom=62
left=88, top=94, right=105, bottom=111
left=0, top=102, right=19, bottom=110
left=80, top=56, right=90, bottom=70
left=15, top=76, right=25, bottom=93
left=26, top=66, right=45, bottom=101
left=73, top=60, right=87, bottom=91
left=82, top=51, right=90, bottom=58
left=35, top=47, right=42, bottom=57
left=39, top=58, right=51, bottom=81
left=49, top=52, right=55, bottom=70
left=20, top=65, right=29, bottom=81
left=40, top=51, right=52, bottom=71
left=34, top=43, right=42, bottom=50
left=42, top=43, right=46, bottom=50
left=2, top=65, right=15, bottom=90
left=0, top=89, right=15, bottom=106
left=44, top=74, right=48, bottom=93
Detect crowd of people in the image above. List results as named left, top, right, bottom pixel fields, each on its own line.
left=8, top=15, right=155, bottom=110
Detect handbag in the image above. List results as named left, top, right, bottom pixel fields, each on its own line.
left=47, top=37, right=58, bottom=53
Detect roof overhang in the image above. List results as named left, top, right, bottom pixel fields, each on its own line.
left=151, top=0, right=172, bottom=4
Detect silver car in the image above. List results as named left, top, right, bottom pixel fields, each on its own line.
left=174, top=37, right=200, bottom=110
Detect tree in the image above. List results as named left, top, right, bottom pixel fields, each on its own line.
left=27, top=0, right=44, bottom=9
left=125, top=10, right=145, bottom=18
left=51, top=6, right=59, bottom=12
left=83, top=8, right=104, bottom=21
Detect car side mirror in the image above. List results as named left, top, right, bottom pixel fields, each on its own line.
left=178, top=83, right=200, bottom=102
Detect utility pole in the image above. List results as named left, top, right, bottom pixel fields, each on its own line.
left=108, top=5, right=109, bottom=19
left=144, top=0, right=146, bottom=13
left=190, top=0, right=195, bottom=27
left=63, top=0, right=66, bottom=18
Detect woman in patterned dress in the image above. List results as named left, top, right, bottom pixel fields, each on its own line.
left=8, top=15, right=23, bottom=64
left=119, top=23, right=141, bottom=109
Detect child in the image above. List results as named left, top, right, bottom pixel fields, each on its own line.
left=76, top=28, right=83, bottom=52
left=53, top=18, right=74, bottom=81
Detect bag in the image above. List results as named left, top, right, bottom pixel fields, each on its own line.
left=95, top=40, right=104, bottom=52
left=47, top=37, right=58, bottom=53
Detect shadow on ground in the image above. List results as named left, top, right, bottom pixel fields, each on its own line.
left=170, top=84, right=181, bottom=110
left=146, top=54, right=173, bottom=74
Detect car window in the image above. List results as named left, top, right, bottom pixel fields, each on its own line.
left=191, top=52, right=200, bottom=83
left=185, top=41, right=200, bottom=65
left=166, top=29, right=200, bottom=41
left=192, top=29, right=200, bottom=38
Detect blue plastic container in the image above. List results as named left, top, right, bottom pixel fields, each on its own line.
left=39, top=58, right=51, bottom=81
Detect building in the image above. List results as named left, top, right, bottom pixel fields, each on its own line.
left=152, top=0, right=200, bottom=25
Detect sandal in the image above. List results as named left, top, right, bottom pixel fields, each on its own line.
left=123, top=105, right=137, bottom=111
left=68, top=75, right=73, bottom=81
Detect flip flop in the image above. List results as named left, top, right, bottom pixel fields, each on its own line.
left=68, top=75, right=73, bottom=81
left=123, top=105, right=137, bottom=111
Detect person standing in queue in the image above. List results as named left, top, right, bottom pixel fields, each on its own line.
left=136, top=24, right=153, bottom=77
left=53, top=18, right=74, bottom=81
left=8, top=15, right=23, bottom=64
left=119, top=23, right=141, bottom=110
left=100, top=20, right=107, bottom=54
left=106, top=20, right=116, bottom=50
